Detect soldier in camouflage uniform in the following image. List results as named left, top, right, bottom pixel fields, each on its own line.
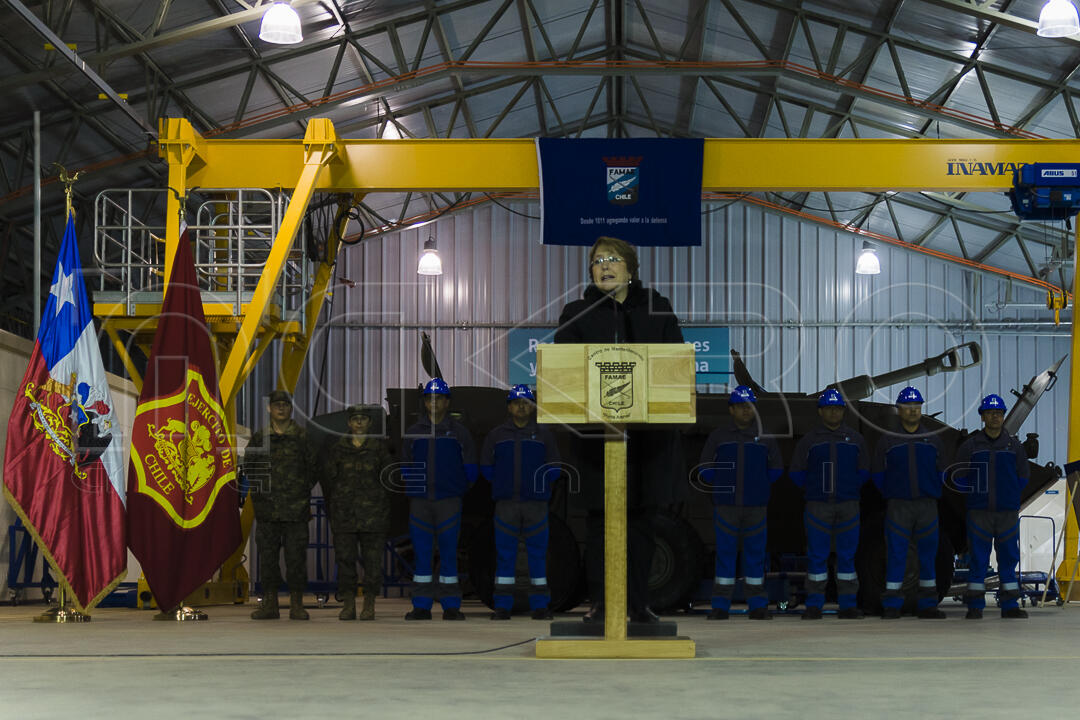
left=323, top=404, right=392, bottom=620
left=244, top=390, right=316, bottom=620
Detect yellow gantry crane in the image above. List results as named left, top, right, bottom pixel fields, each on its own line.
left=94, top=116, right=1080, bottom=607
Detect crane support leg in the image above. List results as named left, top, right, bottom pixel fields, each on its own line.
left=1059, top=221, right=1080, bottom=600
left=157, top=117, right=206, bottom=285
left=102, top=320, right=143, bottom=391
left=219, top=119, right=342, bottom=403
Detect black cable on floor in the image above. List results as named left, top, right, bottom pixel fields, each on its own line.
left=0, top=638, right=537, bottom=659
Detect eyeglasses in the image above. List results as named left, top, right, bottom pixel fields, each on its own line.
left=590, top=255, right=624, bottom=268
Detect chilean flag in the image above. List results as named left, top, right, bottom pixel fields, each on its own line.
left=3, top=214, right=127, bottom=612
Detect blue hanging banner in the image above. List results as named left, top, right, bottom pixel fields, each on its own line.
left=536, top=138, right=704, bottom=246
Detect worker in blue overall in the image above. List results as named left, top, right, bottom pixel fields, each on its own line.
left=699, top=385, right=783, bottom=620
left=790, top=388, right=870, bottom=620
left=953, top=393, right=1029, bottom=620
left=401, top=378, right=478, bottom=620
left=872, top=386, right=947, bottom=619
left=480, top=384, right=561, bottom=620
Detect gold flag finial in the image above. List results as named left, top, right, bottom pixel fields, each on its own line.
left=52, top=163, right=84, bottom=219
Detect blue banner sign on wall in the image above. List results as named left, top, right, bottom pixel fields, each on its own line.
left=682, top=328, right=731, bottom=384
left=536, top=138, right=704, bottom=247
left=508, top=328, right=558, bottom=387
left=508, top=327, right=730, bottom=387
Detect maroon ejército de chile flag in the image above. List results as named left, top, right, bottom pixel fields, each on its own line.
left=126, top=227, right=240, bottom=611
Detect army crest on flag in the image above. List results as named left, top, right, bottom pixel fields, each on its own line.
left=130, top=369, right=235, bottom=528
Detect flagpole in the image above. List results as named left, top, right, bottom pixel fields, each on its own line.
left=7, top=172, right=127, bottom=624
left=32, top=110, right=40, bottom=336
left=33, top=168, right=94, bottom=624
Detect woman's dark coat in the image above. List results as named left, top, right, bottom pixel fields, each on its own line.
left=554, top=281, right=687, bottom=510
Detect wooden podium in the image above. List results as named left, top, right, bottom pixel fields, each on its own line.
left=534, top=343, right=697, bottom=659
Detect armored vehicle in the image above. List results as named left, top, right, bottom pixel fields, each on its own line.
left=367, top=339, right=1063, bottom=615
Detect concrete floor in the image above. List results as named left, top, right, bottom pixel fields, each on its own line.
left=0, top=597, right=1076, bottom=720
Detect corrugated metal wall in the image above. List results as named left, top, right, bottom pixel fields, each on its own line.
left=243, top=201, right=1072, bottom=472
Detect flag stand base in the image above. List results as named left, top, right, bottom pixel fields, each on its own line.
left=153, top=606, right=209, bottom=622
left=32, top=586, right=90, bottom=623
left=33, top=605, right=90, bottom=623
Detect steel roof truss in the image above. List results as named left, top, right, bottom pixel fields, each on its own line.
left=885, top=39, right=913, bottom=100
left=149, top=0, right=173, bottom=36
left=576, top=74, right=609, bottom=137
left=973, top=230, right=1015, bottom=263
left=512, top=0, right=546, bottom=135
left=719, top=0, right=770, bottom=60
left=1009, top=59, right=1080, bottom=137
left=671, top=0, right=708, bottom=137
left=235, top=67, right=259, bottom=125
left=914, top=213, right=951, bottom=248
left=323, top=42, right=348, bottom=98
left=537, top=78, right=569, bottom=136
left=1015, top=233, right=1040, bottom=278
left=631, top=0, right=667, bottom=61
left=885, top=195, right=908, bottom=245
left=566, top=0, right=602, bottom=61
left=483, top=79, right=534, bottom=137
left=523, top=0, right=559, bottom=60
left=798, top=12, right=825, bottom=72
left=948, top=215, right=971, bottom=260
left=974, top=65, right=1003, bottom=129
left=79, top=0, right=217, bottom=132
left=701, top=78, right=753, bottom=137
left=458, top=0, right=516, bottom=63
left=629, top=75, right=664, bottom=136
left=425, top=0, right=479, bottom=137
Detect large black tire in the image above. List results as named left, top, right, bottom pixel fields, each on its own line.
left=855, top=512, right=886, bottom=614
left=467, top=513, right=583, bottom=613
left=856, top=512, right=956, bottom=614
left=648, top=513, right=706, bottom=611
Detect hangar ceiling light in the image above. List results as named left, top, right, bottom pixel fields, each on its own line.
left=1037, top=0, right=1080, bottom=37
left=856, top=241, right=881, bottom=275
left=417, top=237, right=443, bottom=276
left=259, top=2, right=303, bottom=44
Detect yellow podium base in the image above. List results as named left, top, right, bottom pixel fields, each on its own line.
left=535, top=637, right=696, bottom=659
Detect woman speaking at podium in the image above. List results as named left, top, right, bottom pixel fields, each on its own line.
left=554, top=236, right=685, bottom=624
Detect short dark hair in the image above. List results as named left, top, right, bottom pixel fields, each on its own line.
left=589, top=236, right=639, bottom=281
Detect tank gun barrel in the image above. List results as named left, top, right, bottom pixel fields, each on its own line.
left=1005, top=354, right=1066, bottom=436
left=829, top=342, right=981, bottom=401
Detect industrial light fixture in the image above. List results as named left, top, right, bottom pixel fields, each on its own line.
left=417, top=236, right=442, bottom=275
left=855, top=241, right=881, bottom=275
left=259, top=2, right=303, bottom=44
left=1037, top=0, right=1080, bottom=37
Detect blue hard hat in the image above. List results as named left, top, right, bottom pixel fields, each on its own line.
left=729, top=385, right=757, bottom=404
left=978, top=393, right=1007, bottom=413
left=818, top=388, right=846, bottom=407
left=423, top=378, right=451, bottom=396
left=507, top=384, right=535, bottom=403
left=896, top=386, right=924, bottom=404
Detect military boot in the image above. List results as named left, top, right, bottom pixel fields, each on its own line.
left=289, top=591, right=310, bottom=620
left=250, top=593, right=280, bottom=620
left=339, top=592, right=356, bottom=621
left=358, top=594, right=376, bottom=621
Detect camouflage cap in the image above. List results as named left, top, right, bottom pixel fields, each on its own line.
left=346, top=404, right=380, bottom=420
left=268, top=390, right=292, bottom=404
